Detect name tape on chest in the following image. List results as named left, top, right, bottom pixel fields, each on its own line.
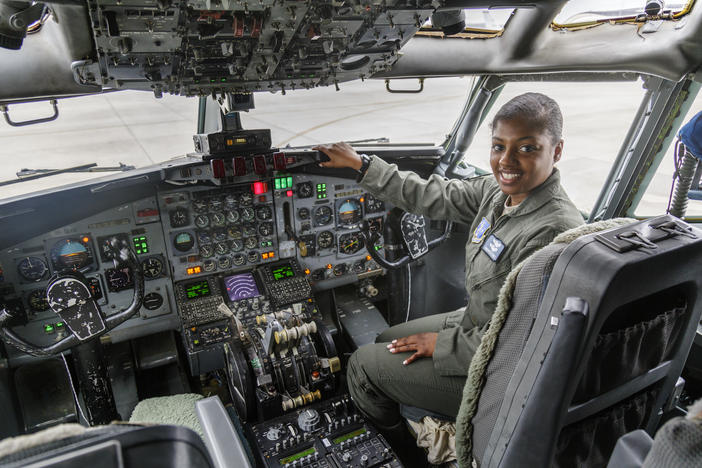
left=481, top=234, right=506, bottom=262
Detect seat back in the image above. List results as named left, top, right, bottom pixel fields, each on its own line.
left=470, top=215, right=702, bottom=468
left=0, top=424, right=214, bottom=468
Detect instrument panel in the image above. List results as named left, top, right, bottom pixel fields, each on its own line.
left=0, top=166, right=387, bottom=360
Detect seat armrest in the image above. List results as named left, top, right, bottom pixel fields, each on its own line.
left=195, top=396, right=253, bottom=468
left=605, top=430, right=653, bottom=468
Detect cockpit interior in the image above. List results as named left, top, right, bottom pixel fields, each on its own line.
left=2, top=1, right=702, bottom=467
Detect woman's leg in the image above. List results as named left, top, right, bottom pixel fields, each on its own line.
left=347, top=308, right=468, bottom=428
left=347, top=341, right=465, bottom=428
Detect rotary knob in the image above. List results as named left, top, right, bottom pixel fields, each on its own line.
left=266, top=424, right=283, bottom=441
left=297, top=408, right=321, bottom=432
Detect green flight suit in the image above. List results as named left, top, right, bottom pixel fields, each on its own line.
left=347, top=155, right=584, bottom=427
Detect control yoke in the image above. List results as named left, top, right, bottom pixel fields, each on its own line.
left=360, top=210, right=452, bottom=270
left=0, top=237, right=144, bottom=356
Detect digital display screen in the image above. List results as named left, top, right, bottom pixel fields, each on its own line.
left=226, top=137, right=248, bottom=146
left=184, top=280, right=210, bottom=300
left=279, top=447, right=315, bottom=465
left=272, top=263, right=295, bottom=281
left=224, top=273, right=260, bottom=301
left=333, top=427, right=367, bottom=445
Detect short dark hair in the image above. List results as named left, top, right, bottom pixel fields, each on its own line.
left=492, top=92, right=563, bottom=144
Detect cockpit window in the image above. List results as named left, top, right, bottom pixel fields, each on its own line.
left=240, top=77, right=471, bottom=148
left=0, top=77, right=469, bottom=200
left=465, top=80, right=647, bottom=215
left=420, top=8, right=515, bottom=34
left=553, top=0, right=694, bottom=29
left=636, top=90, right=702, bottom=217
left=0, top=92, right=197, bottom=200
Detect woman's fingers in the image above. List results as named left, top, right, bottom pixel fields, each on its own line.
left=403, top=352, right=421, bottom=365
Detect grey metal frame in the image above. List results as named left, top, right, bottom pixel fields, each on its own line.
left=589, top=76, right=701, bottom=221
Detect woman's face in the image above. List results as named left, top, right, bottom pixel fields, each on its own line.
left=490, top=117, right=563, bottom=205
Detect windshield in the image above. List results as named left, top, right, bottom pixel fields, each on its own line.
left=0, top=78, right=471, bottom=200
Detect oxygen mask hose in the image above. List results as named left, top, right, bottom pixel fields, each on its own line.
left=668, top=111, right=702, bottom=218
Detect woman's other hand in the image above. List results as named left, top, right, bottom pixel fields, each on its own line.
left=386, top=332, right=439, bottom=365
left=313, top=142, right=363, bottom=170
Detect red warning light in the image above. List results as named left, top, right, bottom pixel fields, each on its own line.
left=286, top=190, right=293, bottom=197
left=210, top=159, right=225, bottom=179
left=252, top=181, right=268, bottom=195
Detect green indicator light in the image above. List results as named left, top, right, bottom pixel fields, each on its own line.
left=375, top=245, right=382, bottom=251
left=44, top=324, right=54, bottom=333
left=221, top=78, right=226, bottom=82
left=286, top=176, right=292, bottom=187
left=56, top=322, right=64, bottom=328
left=210, top=79, right=216, bottom=83
left=275, top=179, right=280, bottom=189
left=323, top=183, right=326, bottom=188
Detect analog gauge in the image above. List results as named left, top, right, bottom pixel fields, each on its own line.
left=27, top=289, right=49, bottom=312
left=364, top=194, right=385, bottom=214
left=228, top=226, right=243, bottom=239
left=213, top=229, right=228, bottom=241
left=169, top=207, right=189, bottom=228
left=143, top=292, right=163, bottom=310
left=17, top=256, right=48, bottom=282
left=247, top=251, right=259, bottom=263
left=297, top=182, right=313, bottom=198
left=231, top=239, right=244, bottom=252
left=208, top=198, right=223, bottom=212
left=333, top=264, right=347, bottom=277
left=203, top=259, right=217, bottom=272
left=224, top=194, right=237, bottom=209
left=141, top=256, right=164, bottom=279
left=197, top=231, right=212, bottom=245
left=339, top=232, right=363, bottom=255
left=317, top=231, right=334, bottom=249
left=314, top=206, right=333, bottom=226
left=173, top=232, right=194, bottom=252
left=298, top=207, right=310, bottom=220
left=211, top=212, right=226, bottom=227
left=239, top=192, right=253, bottom=206
left=200, top=244, right=214, bottom=258
left=215, top=242, right=229, bottom=256
left=245, top=237, right=258, bottom=250
left=243, top=224, right=256, bottom=237
left=258, top=222, right=274, bottom=237
left=226, top=210, right=240, bottom=224
left=256, top=205, right=272, bottom=220
left=105, top=267, right=134, bottom=292
left=192, top=199, right=208, bottom=213
left=233, top=254, right=246, bottom=266
left=194, top=214, right=210, bottom=229
left=337, top=199, right=363, bottom=226
left=50, top=238, right=93, bottom=271
left=241, top=207, right=255, bottom=222
left=218, top=256, right=231, bottom=270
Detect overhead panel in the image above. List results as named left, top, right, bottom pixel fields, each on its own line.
left=77, top=0, right=436, bottom=96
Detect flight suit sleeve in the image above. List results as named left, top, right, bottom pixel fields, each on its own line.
left=359, top=155, right=489, bottom=224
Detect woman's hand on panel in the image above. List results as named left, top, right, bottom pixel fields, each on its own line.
left=386, top=332, right=439, bottom=365
left=313, top=142, right=363, bottom=170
